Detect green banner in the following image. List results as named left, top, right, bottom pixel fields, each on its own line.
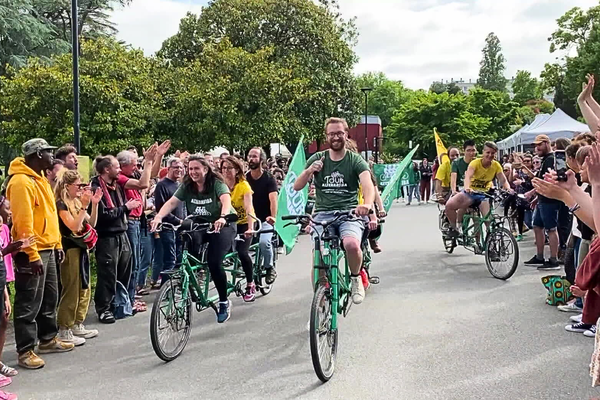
left=381, top=146, right=420, bottom=213
left=373, top=164, right=399, bottom=187
left=275, top=136, right=308, bottom=253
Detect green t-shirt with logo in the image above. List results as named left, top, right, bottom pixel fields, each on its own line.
left=307, top=151, right=369, bottom=212
left=174, top=180, right=234, bottom=222
left=451, top=157, right=469, bottom=188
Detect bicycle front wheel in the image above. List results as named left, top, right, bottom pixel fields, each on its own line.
left=309, top=284, right=338, bottom=383
left=150, top=280, right=193, bottom=362
left=485, top=227, right=519, bottom=280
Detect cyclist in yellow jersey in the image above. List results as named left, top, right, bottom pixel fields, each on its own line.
left=444, top=141, right=511, bottom=238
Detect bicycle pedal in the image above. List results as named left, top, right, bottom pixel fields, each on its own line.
left=369, top=276, right=380, bottom=285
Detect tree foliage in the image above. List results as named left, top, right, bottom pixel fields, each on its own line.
left=158, top=0, right=360, bottom=146
left=512, top=70, right=542, bottom=105
left=429, top=81, right=461, bottom=95
left=477, top=32, right=508, bottom=92
left=355, top=72, right=412, bottom=128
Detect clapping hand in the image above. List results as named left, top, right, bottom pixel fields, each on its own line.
left=143, top=143, right=158, bottom=163
left=532, top=177, right=569, bottom=203
left=578, top=74, right=595, bottom=103
left=586, top=143, right=600, bottom=186
left=543, top=168, right=577, bottom=191
left=91, top=188, right=103, bottom=205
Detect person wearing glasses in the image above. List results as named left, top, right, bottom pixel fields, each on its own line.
left=294, top=117, right=375, bottom=305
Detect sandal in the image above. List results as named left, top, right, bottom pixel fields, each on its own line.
left=134, top=300, right=147, bottom=312
left=136, top=287, right=150, bottom=296
left=0, top=363, right=16, bottom=378
left=0, top=390, right=17, bottom=400
left=0, top=376, right=11, bottom=388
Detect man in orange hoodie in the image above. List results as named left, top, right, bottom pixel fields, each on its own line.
left=6, top=139, right=74, bottom=370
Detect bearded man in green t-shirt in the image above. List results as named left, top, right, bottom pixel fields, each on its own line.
left=294, top=117, right=375, bottom=305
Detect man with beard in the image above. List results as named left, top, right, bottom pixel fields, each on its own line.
left=153, top=157, right=185, bottom=282
left=246, top=148, right=279, bottom=284
left=90, top=156, right=142, bottom=324
left=54, top=145, right=79, bottom=170
left=7, top=138, right=74, bottom=369
left=294, top=117, right=375, bottom=304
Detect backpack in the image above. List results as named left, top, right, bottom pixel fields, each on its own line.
left=113, top=281, right=133, bottom=319
left=541, top=275, right=574, bottom=306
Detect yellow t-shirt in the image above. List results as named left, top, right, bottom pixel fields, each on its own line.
left=230, top=180, right=253, bottom=225
left=468, top=158, right=502, bottom=192
left=435, top=159, right=452, bottom=188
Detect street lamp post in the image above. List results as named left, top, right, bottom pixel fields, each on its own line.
left=71, top=0, right=81, bottom=153
left=361, top=87, right=372, bottom=161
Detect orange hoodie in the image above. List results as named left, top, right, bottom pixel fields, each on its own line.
left=6, top=158, right=61, bottom=262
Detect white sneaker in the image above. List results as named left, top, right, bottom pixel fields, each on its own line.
left=58, top=328, right=85, bottom=346
left=570, top=314, right=583, bottom=323
left=584, top=325, right=597, bottom=338
left=557, top=301, right=583, bottom=313
left=72, top=323, right=99, bottom=339
left=350, top=276, right=365, bottom=305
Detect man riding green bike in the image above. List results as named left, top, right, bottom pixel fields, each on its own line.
left=445, top=141, right=512, bottom=238
left=293, top=117, right=376, bottom=304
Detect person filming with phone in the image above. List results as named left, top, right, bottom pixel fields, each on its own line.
left=524, top=134, right=563, bottom=270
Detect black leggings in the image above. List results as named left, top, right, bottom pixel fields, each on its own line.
left=236, top=224, right=253, bottom=284
left=191, top=224, right=236, bottom=302
left=503, top=196, right=525, bottom=235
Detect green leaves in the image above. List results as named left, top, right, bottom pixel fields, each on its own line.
left=512, top=70, right=542, bottom=105
left=477, top=32, right=508, bottom=92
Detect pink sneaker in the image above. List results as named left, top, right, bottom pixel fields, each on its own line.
left=243, top=283, right=256, bottom=303
left=0, top=390, right=17, bottom=400
left=0, top=376, right=11, bottom=388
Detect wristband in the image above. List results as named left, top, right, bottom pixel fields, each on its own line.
left=569, top=203, right=581, bottom=214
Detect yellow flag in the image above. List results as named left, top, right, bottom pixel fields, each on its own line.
left=433, top=128, right=449, bottom=164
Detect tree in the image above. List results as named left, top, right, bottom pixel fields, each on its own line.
left=1, top=39, right=162, bottom=155
left=429, top=81, right=461, bottom=95
left=158, top=0, right=360, bottom=147
left=477, top=32, right=508, bottom=92
left=355, top=72, right=412, bottom=128
left=0, top=0, right=70, bottom=75
left=387, top=92, right=492, bottom=159
left=512, top=70, right=542, bottom=105
left=467, top=87, right=518, bottom=141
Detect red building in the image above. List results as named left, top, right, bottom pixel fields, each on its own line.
left=308, top=116, right=383, bottom=157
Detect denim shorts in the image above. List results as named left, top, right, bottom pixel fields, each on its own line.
left=311, top=211, right=365, bottom=242
left=533, top=201, right=561, bottom=231
left=463, top=190, right=487, bottom=208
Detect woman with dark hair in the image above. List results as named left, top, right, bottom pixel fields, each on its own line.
left=221, top=156, right=256, bottom=302
left=150, top=155, right=237, bottom=323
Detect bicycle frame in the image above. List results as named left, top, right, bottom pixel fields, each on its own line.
left=312, top=228, right=352, bottom=333
left=460, top=204, right=494, bottom=250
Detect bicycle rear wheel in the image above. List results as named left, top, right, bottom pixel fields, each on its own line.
left=485, top=227, right=519, bottom=280
left=309, top=284, right=338, bottom=383
left=150, top=280, right=193, bottom=361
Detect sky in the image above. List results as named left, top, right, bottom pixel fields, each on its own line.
left=111, top=0, right=598, bottom=90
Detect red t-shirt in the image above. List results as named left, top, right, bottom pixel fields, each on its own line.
left=116, top=174, right=143, bottom=218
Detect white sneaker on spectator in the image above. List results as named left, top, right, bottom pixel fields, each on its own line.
left=584, top=325, right=597, bottom=338
left=72, top=323, right=99, bottom=339
left=565, top=322, right=593, bottom=333
left=557, top=301, right=583, bottom=313
left=58, top=328, right=85, bottom=346
left=570, top=314, right=583, bottom=323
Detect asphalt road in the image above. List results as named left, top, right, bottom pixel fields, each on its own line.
left=6, top=202, right=600, bottom=400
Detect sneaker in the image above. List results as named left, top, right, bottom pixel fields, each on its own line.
left=0, top=362, right=17, bottom=377
left=524, top=255, right=545, bottom=266
left=538, top=259, right=560, bottom=271
left=243, top=283, right=256, bottom=303
left=17, top=350, right=44, bottom=369
left=37, top=337, right=75, bottom=354
left=565, top=322, right=593, bottom=333
left=0, top=390, right=17, bottom=400
left=72, top=323, right=98, bottom=339
left=98, top=311, right=115, bottom=324
left=516, top=234, right=523, bottom=242
left=57, top=328, right=85, bottom=347
left=447, top=227, right=459, bottom=239
left=216, top=300, right=231, bottom=323
left=584, top=325, right=597, bottom=338
left=369, top=239, right=382, bottom=253
left=277, top=248, right=284, bottom=255
left=265, top=268, right=277, bottom=285
left=350, top=276, right=365, bottom=305
left=557, top=301, right=583, bottom=313
left=570, top=314, right=583, bottom=323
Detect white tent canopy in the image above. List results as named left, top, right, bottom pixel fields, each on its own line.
left=497, top=109, right=589, bottom=152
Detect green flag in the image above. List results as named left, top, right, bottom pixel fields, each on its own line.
left=275, top=136, right=308, bottom=253
left=381, top=146, right=419, bottom=213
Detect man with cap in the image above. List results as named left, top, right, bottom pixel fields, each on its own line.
left=524, top=134, right=562, bottom=270
left=6, top=138, right=75, bottom=370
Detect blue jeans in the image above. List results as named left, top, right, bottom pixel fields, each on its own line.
left=126, top=220, right=141, bottom=304
left=259, top=223, right=274, bottom=270
left=138, top=226, right=153, bottom=287
left=524, top=209, right=533, bottom=229
left=158, top=229, right=183, bottom=281
left=407, top=184, right=420, bottom=204
left=533, top=201, right=561, bottom=230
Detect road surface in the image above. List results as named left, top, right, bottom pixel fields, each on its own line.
left=7, top=202, right=600, bottom=399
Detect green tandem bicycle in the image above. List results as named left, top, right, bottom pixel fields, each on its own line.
left=149, top=215, right=277, bottom=361
left=282, top=210, right=379, bottom=382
